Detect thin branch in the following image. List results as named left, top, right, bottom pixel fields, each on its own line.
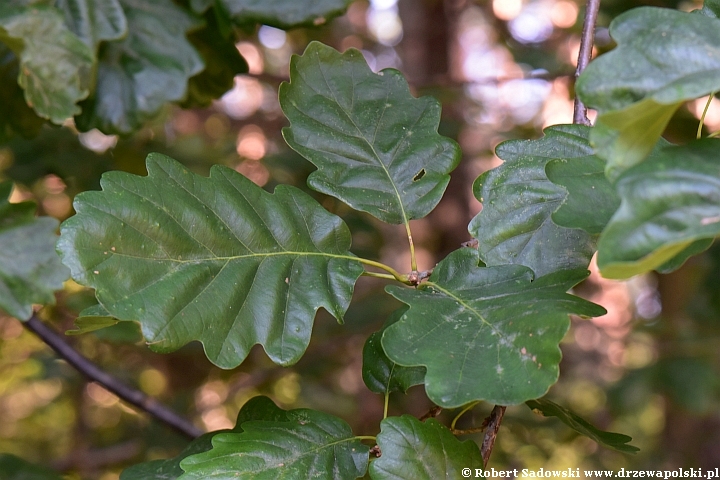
left=480, top=405, right=506, bottom=467
left=419, top=405, right=443, bottom=421
left=24, top=315, right=203, bottom=440
left=573, top=0, right=601, bottom=125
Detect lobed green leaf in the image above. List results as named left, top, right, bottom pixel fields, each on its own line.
left=192, top=0, right=353, bottom=29
left=369, top=416, right=483, bottom=480
left=0, top=4, right=94, bottom=123
left=597, top=140, right=720, bottom=279
left=0, top=182, right=69, bottom=320
left=362, top=306, right=426, bottom=395
left=469, top=124, right=596, bottom=277
left=576, top=7, right=720, bottom=179
left=281, top=42, right=460, bottom=225
left=75, top=0, right=204, bottom=135
left=179, top=401, right=369, bottom=479
left=57, top=154, right=364, bottom=368
left=121, top=396, right=280, bottom=480
left=55, top=0, right=127, bottom=50
left=383, top=248, right=605, bottom=407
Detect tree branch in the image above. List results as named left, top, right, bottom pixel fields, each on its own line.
left=480, top=405, right=506, bottom=467
left=573, top=0, right=601, bottom=125
left=24, top=315, right=203, bottom=440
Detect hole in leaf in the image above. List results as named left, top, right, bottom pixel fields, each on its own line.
left=413, top=169, right=426, bottom=181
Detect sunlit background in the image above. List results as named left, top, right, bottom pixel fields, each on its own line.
left=1, top=0, right=719, bottom=478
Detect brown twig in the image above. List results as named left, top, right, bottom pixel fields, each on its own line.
left=573, top=0, right=602, bottom=125
left=480, top=405, right=506, bottom=467
left=419, top=405, right=443, bottom=421
left=24, top=315, right=203, bottom=440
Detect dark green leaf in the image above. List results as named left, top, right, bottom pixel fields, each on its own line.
left=57, top=154, right=364, bottom=368
left=369, top=416, right=483, bottom=480
left=383, top=248, right=605, bottom=407
left=55, top=0, right=127, bottom=49
left=576, top=7, right=720, bottom=180
left=182, top=14, right=248, bottom=108
left=362, top=306, right=425, bottom=395
left=656, top=238, right=714, bottom=274
left=281, top=42, right=460, bottom=225
left=545, top=155, right=619, bottom=235
left=0, top=4, right=94, bottom=123
left=179, top=405, right=369, bottom=479
left=0, top=44, right=46, bottom=140
left=597, top=140, right=720, bottom=279
left=468, top=125, right=595, bottom=277
left=0, top=454, right=62, bottom=480
left=75, top=0, right=204, bottom=135
left=526, top=398, right=638, bottom=454
left=0, top=182, right=69, bottom=320
left=121, top=396, right=278, bottom=480
left=700, top=0, right=720, bottom=17
left=66, top=303, right=119, bottom=335
left=216, top=0, right=352, bottom=29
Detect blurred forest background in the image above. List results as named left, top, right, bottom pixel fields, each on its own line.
left=1, top=0, right=719, bottom=478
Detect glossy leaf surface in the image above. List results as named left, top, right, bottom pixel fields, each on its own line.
left=527, top=399, right=638, bottom=454
left=383, top=248, right=605, bottom=407
left=281, top=42, right=460, bottom=225
left=55, top=0, right=127, bottom=49
left=75, top=0, right=203, bottom=134
left=469, top=125, right=595, bottom=277
left=179, top=403, right=369, bottom=479
left=121, top=396, right=276, bottom=480
left=369, top=416, right=483, bottom=480
left=0, top=4, right=93, bottom=123
left=213, top=0, right=352, bottom=29
left=577, top=7, right=720, bottom=179
left=0, top=182, right=69, bottom=320
left=58, top=154, right=364, bottom=368
left=545, top=155, right=619, bottom=235
left=362, top=306, right=426, bottom=395
left=597, top=140, right=720, bottom=279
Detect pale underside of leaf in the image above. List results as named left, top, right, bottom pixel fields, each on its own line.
left=58, top=154, right=363, bottom=368
left=577, top=7, right=720, bottom=177
left=597, top=140, right=720, bottom=279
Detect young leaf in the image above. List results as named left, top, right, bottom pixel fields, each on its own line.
left=74, top=0, right=204, bottom=134
left=362, top=306, right=426, bottom=395
left=179, top=405, right=369, bottom=479
left=0, top=182, right=69, bottom=320
left=0, top=4, right=94, bottom=123
left=57, top=154, right=364, bottom=368
left=369, top=416, right=483, bottom=480
left=526, top=398, right=639, bottom=454
left=121, top=396, right=280, bottom=480
left=597, top=140, right=720, bottom=279
left=383, top=248, right=605, bottom=407
left=545, top=156, right=620, bottom=235
left=281, top=41, right=461, bottom=225
left=0, top=454, right=62, bottom=480
left=55, top=0, right=127, bottom=50
left=576, top=7, right=720, bottom=180
left=469, top=125, right=595, bottom=277
left=205, top=0, right=353, bottom=29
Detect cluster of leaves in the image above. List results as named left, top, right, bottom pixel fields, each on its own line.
left=0, top=0, right=352, bottom=139
left=2, top=0, right=720, bottom=477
